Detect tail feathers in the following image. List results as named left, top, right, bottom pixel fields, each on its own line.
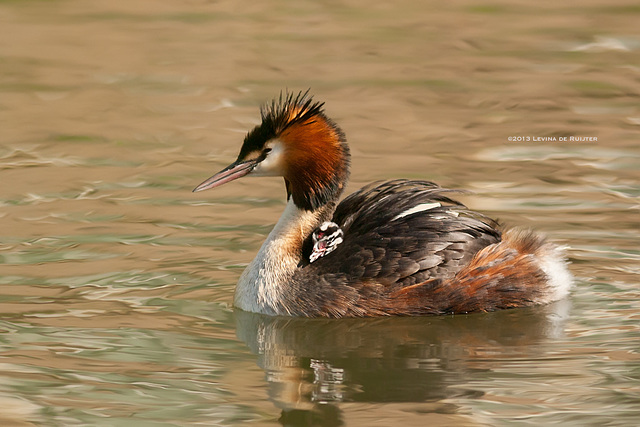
left=529, top=237, right=573, bottom=304
left=393, top=229, right=572, bottom=315
left=500, top=229, right=572, bottom=303
left=448, top=229, right=572, bottom=313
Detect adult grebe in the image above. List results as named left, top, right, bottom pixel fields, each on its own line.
left=193, top=91, right=572, bottom=317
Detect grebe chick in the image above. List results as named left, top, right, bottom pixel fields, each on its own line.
left=309, top=221, right=344, bottom=263
left=193, top=91, right=572, bottom=318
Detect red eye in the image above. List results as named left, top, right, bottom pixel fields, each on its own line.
left=317, top=232, right=324, bottom=239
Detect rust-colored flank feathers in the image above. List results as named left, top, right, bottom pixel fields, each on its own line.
left=193, top=91, right=573, bottom=318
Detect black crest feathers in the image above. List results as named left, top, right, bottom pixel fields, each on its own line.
left=261, top=90, right=327, bottom=135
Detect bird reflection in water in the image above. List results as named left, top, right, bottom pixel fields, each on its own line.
left=234, top=299, right=570, bottom=426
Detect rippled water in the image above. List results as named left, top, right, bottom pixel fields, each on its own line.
left=1, top=1, right=639, bottom=425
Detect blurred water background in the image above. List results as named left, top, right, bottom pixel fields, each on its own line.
left=1, top=1, right=639, bottom=425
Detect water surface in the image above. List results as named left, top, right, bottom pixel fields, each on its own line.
left=1, top=0, right=639, bottom=425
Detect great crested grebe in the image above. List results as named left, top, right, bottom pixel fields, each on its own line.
left=309, top=221, right=344, bottom=263
left=193, top=91, right=572, bottom=318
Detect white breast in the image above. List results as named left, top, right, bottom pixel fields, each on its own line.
left=234, top=199, right=323, bottom=315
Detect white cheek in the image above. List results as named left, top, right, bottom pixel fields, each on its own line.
left=252, top=140, right=286, bottom=177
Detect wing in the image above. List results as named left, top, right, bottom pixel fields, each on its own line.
left=298, top=180, right=501, bottom=289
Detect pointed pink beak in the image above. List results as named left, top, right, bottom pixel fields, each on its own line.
left=192, top=159, right=257, bottom=192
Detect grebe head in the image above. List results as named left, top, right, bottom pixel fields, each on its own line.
left=309, top=221, right=344, bottom=263
left=193, top=91, right=350, bottom=211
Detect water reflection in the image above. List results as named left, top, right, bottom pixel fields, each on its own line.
left=235, top=300, right=571, bottom=425
left=3, top=0, right=639, bottom=423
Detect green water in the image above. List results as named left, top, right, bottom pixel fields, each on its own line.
left=1, top=0, right=639, bottom=425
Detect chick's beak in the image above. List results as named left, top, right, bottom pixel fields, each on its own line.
left=192, top=159, right=257, bottom=192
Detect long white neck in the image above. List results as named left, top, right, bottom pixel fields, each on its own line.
left=234, top=199, right=328, bottom=315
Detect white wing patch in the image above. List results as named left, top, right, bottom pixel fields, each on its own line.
left=392, top=202, right=441, bottom=221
